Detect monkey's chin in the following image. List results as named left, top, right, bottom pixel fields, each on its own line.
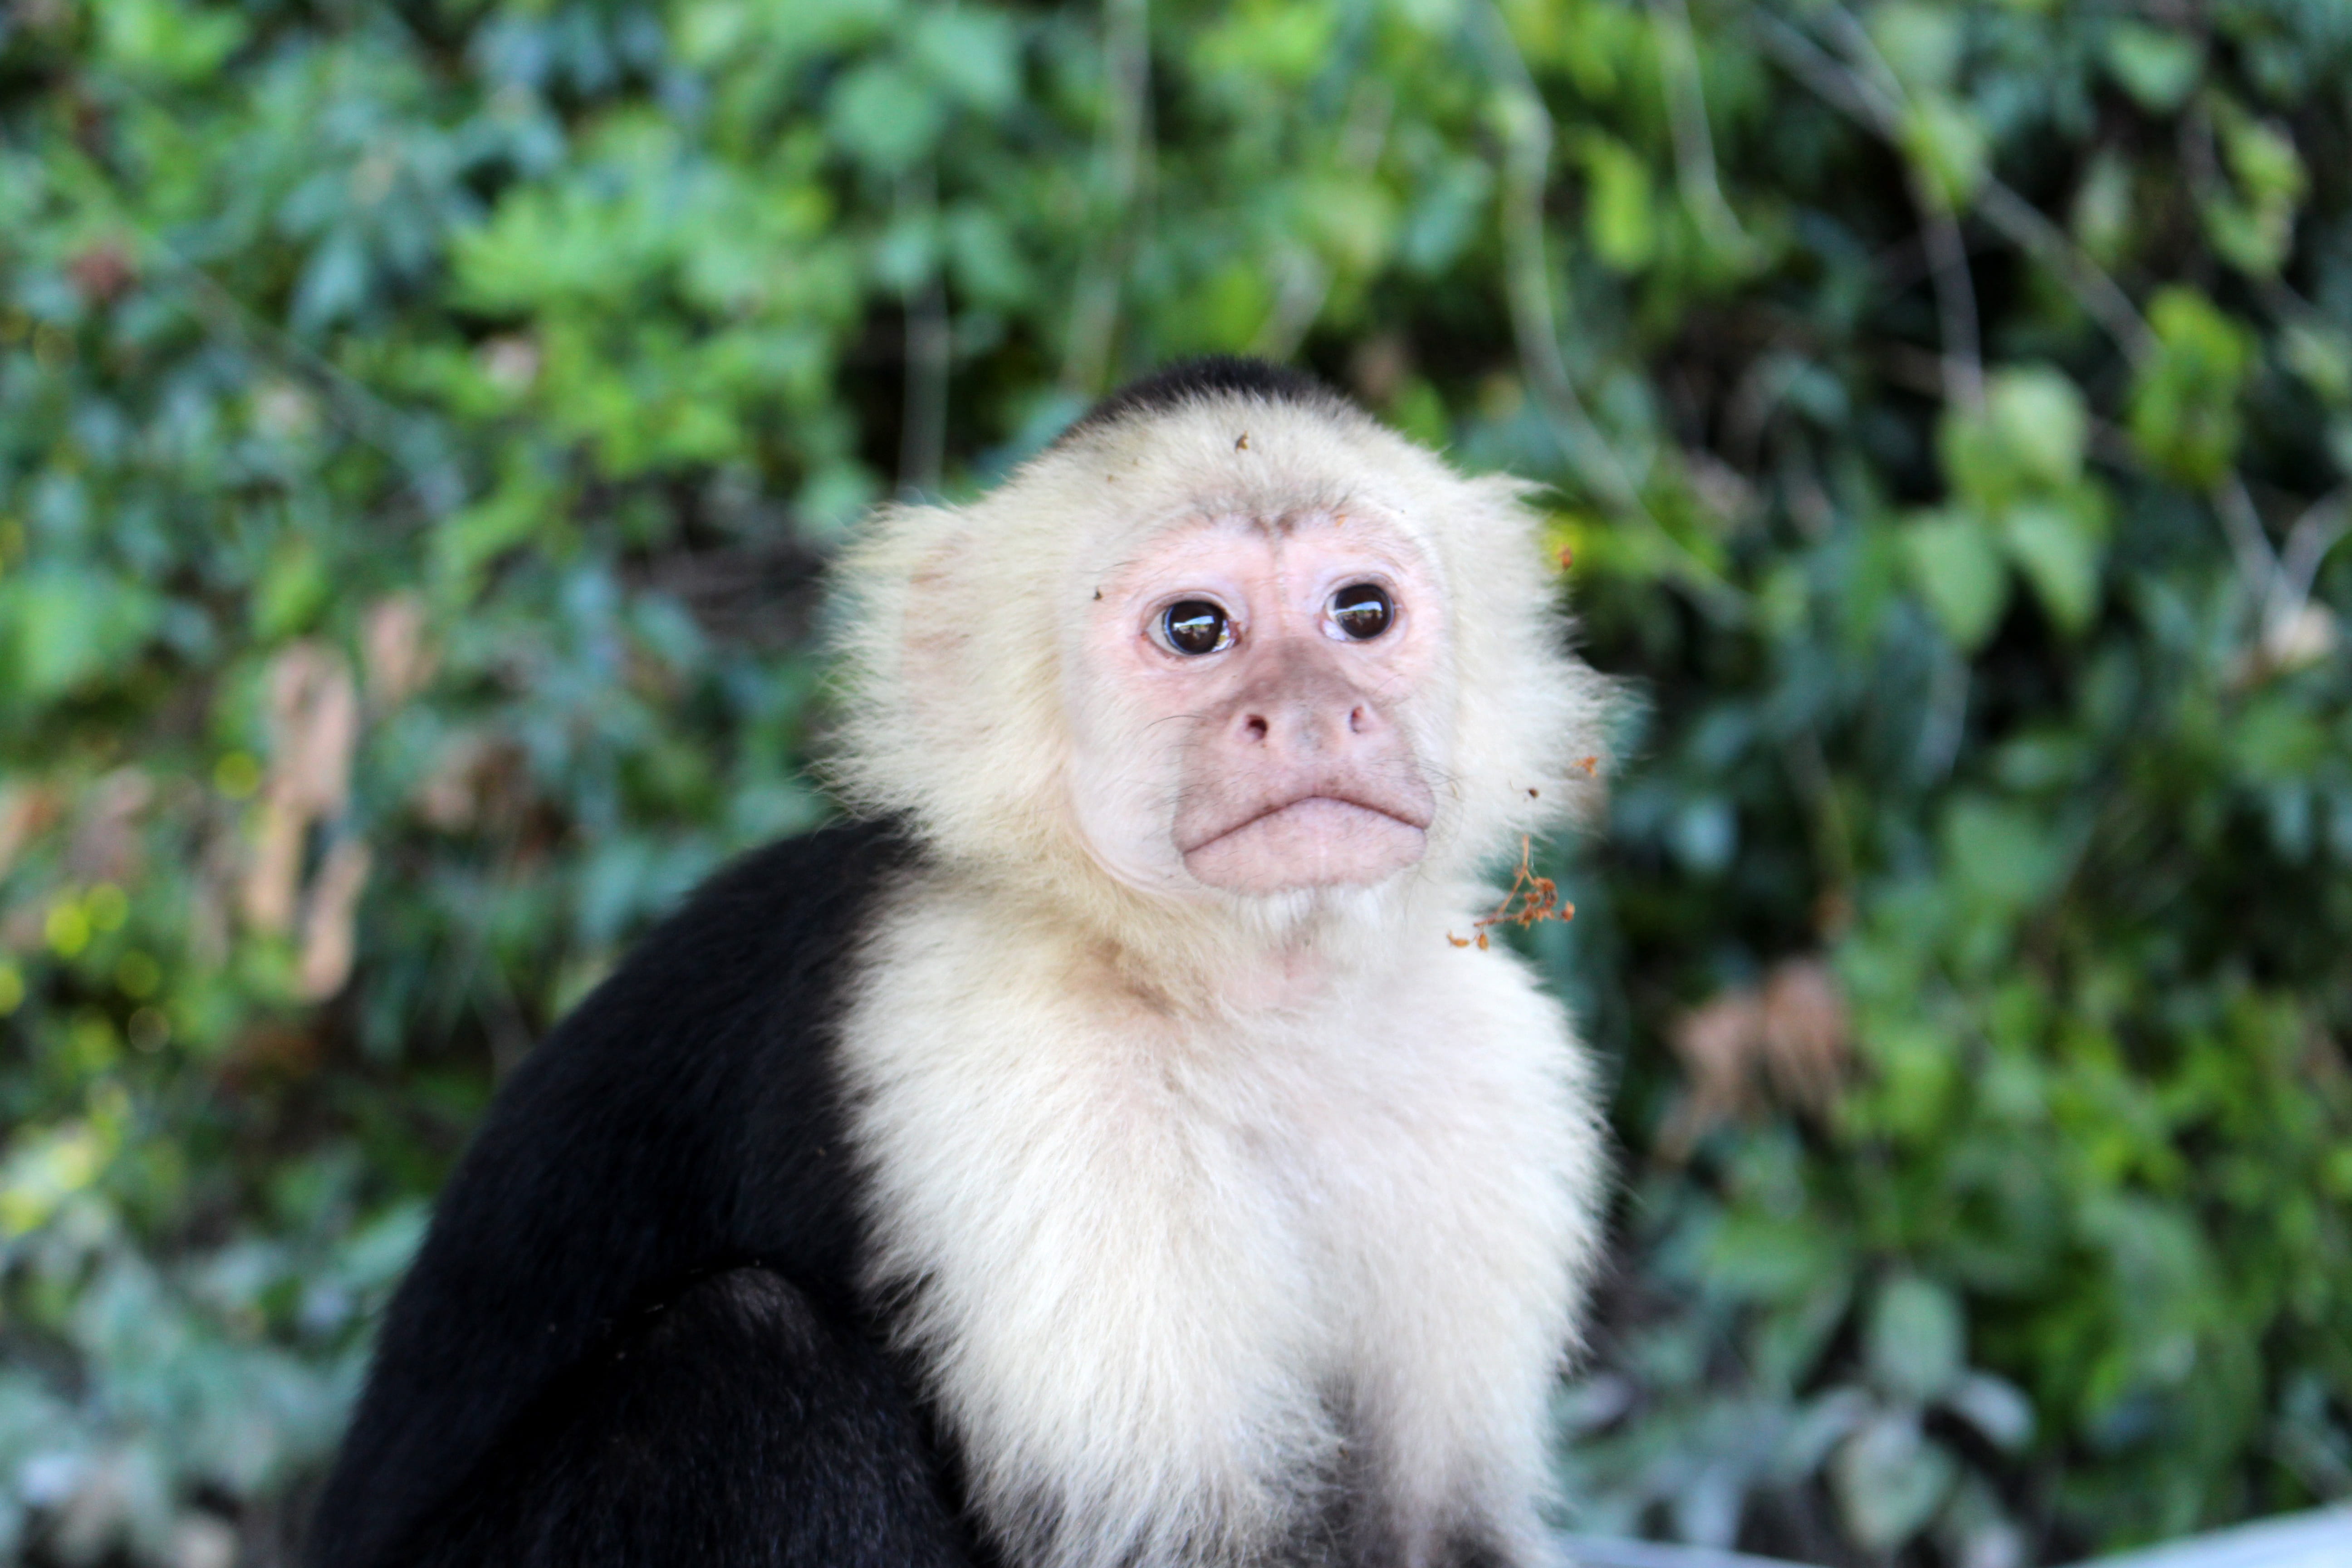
left=1180, top=798, right=1428, bottom=896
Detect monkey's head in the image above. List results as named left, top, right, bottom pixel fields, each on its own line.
left=829, top=360, right=1603, bottom=926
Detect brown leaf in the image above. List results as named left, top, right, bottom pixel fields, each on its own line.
left=265, top=642, right=359, bottom=817
left=0, top=785, right=63, bottom=880
left=1660, top=957, right=1850, bottom=1158
left=412, top=730, right=526, bottom=832
left=1759, top=959, right=1849, bottom=1112
left=243, top=642, right=360, bottom=936
left=241, top=799, right=305, bottom=936
left=296, top=837, right=371, bottom=1000
left=1666, top=990, right=1768, bottom=1146
left=361, top=593, right=436, bottom=710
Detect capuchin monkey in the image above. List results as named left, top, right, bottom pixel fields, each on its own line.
left=306, top=358, right=1610, bottom=1568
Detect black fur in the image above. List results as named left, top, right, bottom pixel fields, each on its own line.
left=1064, top=355, right=1348, bottom=441
left=305, top=819, right=965, bottom=1568
left=401, top=1269, right=964, bottom=1566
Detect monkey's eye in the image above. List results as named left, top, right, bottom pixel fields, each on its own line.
left=1160, top=600, right=1234, bottom=656
left=1327, top=583, right=1394, bottom=641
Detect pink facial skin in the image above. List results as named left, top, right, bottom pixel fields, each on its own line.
left=1066, top=512, right=1444, bottom=897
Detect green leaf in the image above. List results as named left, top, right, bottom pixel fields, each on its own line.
left=2001, top=500, right=2102, bottom=633
left=2069, top=150, right=2135, bottom=267
left=1944, top=1372, right=2035, bottom=1452
left=433, top=462, right=564, bottom=592
left=1580, top=135, right=1656, bottom=273
left=2281, top=322, right=2352, bottom=406
left=1867, top=1275, right=1966, bottom=1402
left=1942, top=366, right=2089, bottom=514
left=2201, top=99, right=2307, bottom=277
left=1869, top=3, right=1964, bottom=93
left=910, top=9, right=1020, bottom=113
left=2128, top=288, right=2254, bottom=487
left=1987, top=368, right=2088, bottom=490
left=1, top=567, right=160, bottom=703
left=1901, top=512, right=2009, bottom=651
left=1940, top=796, right=2060, bottom=914
left=826, top=61, right=945, bottom=176
left=254, top=538, right=331, bottom=640
left=1832, top=1414, right=1958, bottom=1550
left=2102, top=24, right=2202, bottom=113
left=1900, top=97, right=1988, bottom=209
left=96, top=0, right=248, bottom=83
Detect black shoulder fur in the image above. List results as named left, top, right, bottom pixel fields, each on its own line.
left=306, top=818, right=960, bottom=1568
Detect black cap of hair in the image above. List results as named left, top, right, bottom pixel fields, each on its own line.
left=1064, top=356, right=1349, bottom=441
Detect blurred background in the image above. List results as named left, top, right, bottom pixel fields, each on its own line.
left=1, top=0, right=2349, bottom=1563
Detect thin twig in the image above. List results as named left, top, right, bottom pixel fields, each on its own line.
left=2212, top=475, right=2286, bottom=605
left=1649, top=0, right=1760, bottom=265
left=1745, top=6, right=2157, bottom=370
left=1060, top=0, right=1153, bottom=393
left=1253, top=79, right=1392, bottom=359
left=897, top=167, right=951, bottom=499
left=1972, top=182, right=2157, bottom=368
left=2268, top=484, right=2351, bottom=630
left=1474, top=2, right=1749, bottom=623
left=1741, top=1, right=2296, bottom=621
left=1817, top=4, right=1983, bottom=413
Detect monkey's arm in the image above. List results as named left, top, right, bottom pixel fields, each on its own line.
left=306, top=821, right=961, bottom=1568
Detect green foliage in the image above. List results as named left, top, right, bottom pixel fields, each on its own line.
left=2, top=0, right=2349, bottom=1563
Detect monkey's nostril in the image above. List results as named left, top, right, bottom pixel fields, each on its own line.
left=1348, top=706, right=1368, bottom=734
left=1244, top=715, right=1270, bottom=741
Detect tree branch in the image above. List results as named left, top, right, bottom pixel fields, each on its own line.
left=1649, top=0, right=1760, bottom=265
left=1475, top=2, right=1749, bottom=623
left=1060, top=0, right=1154, bottom=393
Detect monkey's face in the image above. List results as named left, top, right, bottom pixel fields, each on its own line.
left=1065, top=510, right=1446, bottom=898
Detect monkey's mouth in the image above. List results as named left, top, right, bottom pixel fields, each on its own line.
left=1176, top=790, right=1433, bottom=894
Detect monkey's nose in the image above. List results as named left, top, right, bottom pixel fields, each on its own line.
left=1230, top=694, right=1381, bottom=755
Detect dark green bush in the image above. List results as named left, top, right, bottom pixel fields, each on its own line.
left=1, top=1, right=2347, bottom=1562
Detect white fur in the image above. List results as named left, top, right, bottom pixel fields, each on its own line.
left=825, top=382, right=1610, bottom=1567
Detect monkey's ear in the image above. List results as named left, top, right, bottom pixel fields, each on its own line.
left=823, top=501, right=1071, bottom=864
left=823, top=503, right=969, bottom=800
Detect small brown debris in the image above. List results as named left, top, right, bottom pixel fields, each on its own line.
left=1448, top=836, right=1574, bottom=950
left=1235, top=432, right=1250, bottom=451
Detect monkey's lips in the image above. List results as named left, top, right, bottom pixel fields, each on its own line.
left=1176, top=788, right=1434, bottom=894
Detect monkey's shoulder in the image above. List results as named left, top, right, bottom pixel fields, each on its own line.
left=458, top=813, right=924, bottom=1245
left=561, top=814, right=916, bottom=1036
left=313, top=818, right=922, bottom=1568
